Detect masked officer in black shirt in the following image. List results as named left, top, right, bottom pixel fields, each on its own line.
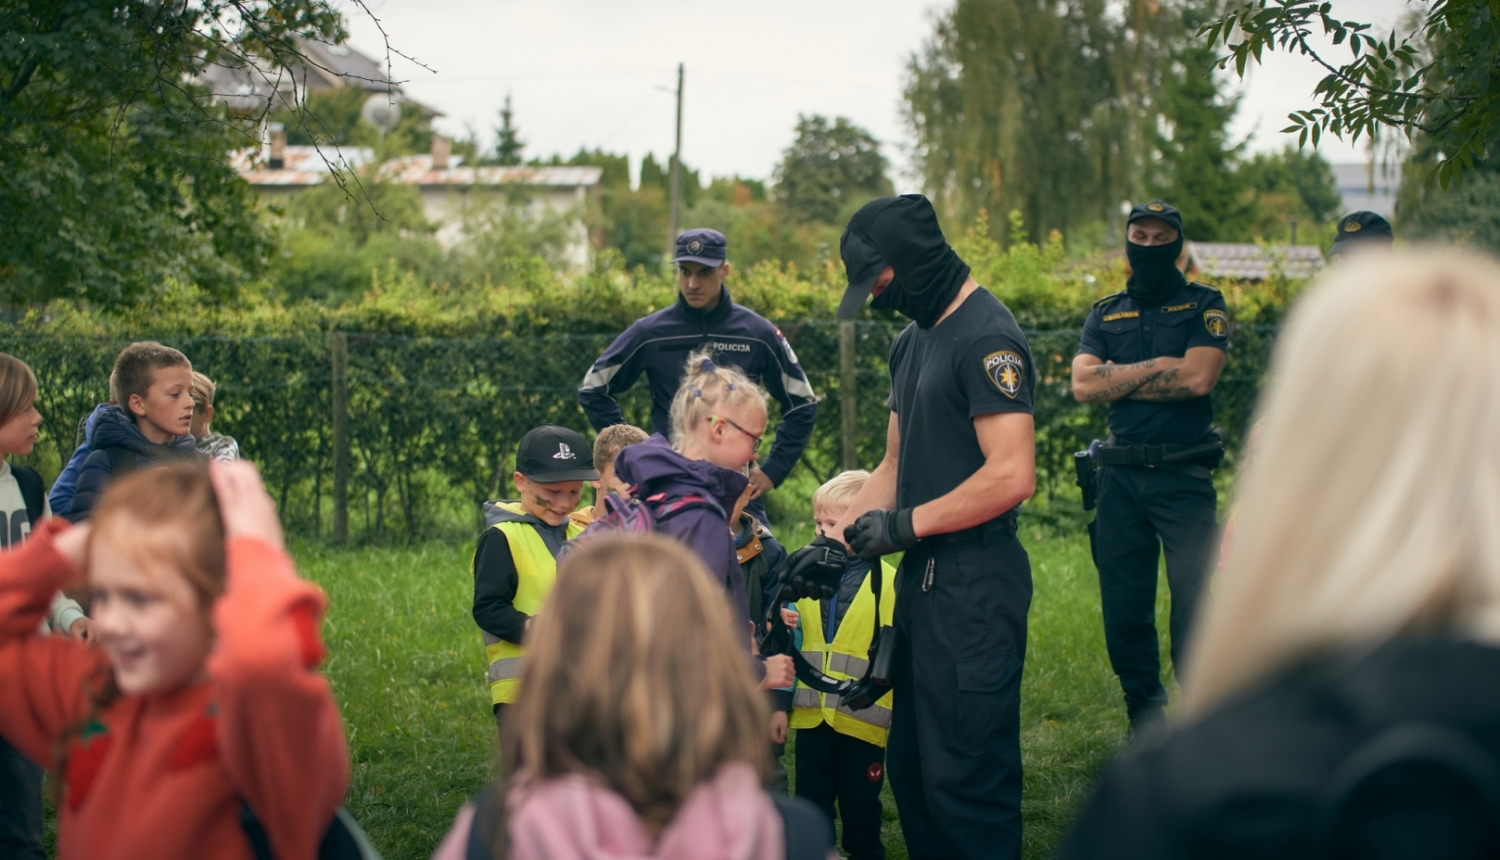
left=1071, top=200, right=1229, bottom=728
left=831, top=195, right=1037, bottom=860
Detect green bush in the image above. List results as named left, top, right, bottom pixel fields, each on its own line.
left=4, top=214, right=1298, bottom=540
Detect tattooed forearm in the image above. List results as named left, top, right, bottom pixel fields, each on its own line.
left=1128, top=367, right=1196, bottom=402
left=1085, top=375, right=1157, bottom=402
left=1090, top=358, right=1156, bottom=380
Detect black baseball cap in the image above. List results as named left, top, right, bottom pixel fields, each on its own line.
left=671, top=228, right=728, bottom=268
left=516, top=425, right=599, bottom=483
left=1329, top=211, right=1394, bottom=256
left=1127, top=200, right=1184, bottom=236
left=839, top=194, right=952, bottom=319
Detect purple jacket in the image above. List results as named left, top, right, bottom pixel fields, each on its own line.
left=613, top=436, right=751, bottom=630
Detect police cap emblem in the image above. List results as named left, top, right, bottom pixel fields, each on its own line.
left=1147, top=202, right=1165, bottom=212
left=1344, top=221, right=1362, bottom=233
left=687, top=238, right=704, bottom=253
left=1203, top=309, right=1229, bottom=339
left=984, top=350, right=1025, bottom=399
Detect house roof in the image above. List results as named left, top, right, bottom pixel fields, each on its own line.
left=233, top=147, right=603, bottom=189
left=1189, top=242, right=1326, bottom=281
left=200, top=38, right=441, bottom=118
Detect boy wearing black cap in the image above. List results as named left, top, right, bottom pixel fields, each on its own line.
left=1069, top=200, right=1230, bottom=729
left=577, top=228, right=817, bottom=526
left=473, top=425, right=599, bottom=728
left=1329, top=210, right=1395, bottom=257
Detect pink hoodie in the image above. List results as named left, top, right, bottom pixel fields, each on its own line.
left=431, top=763, right=786, bottom=860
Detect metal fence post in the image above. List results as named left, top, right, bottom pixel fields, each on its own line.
left=839, top=320, right=857, bottom=470
left=331, top=331, right=349, bottom=544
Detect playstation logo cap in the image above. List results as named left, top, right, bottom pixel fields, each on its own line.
left=516, top=425, right=600, bottom=482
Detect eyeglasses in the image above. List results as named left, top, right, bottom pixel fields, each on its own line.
left=710, top=415, right=764, bottom=454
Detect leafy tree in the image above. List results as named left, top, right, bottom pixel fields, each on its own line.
left=1152, top=8, right=1257, bottom=242
left=773, top=115, right=891, bottom=224
left=0, top=0, right=352, bottom=307
left=492, top=94, right=524, bottom=166
left=1202, top=0, right=1500, bottom=188
left=905, top=0, right=1186, bottom=245
left=1237, top=146, right=1341, bottom=241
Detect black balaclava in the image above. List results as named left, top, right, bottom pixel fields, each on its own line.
left=1125, top=237, right=1187, bottom=307
left=844, top=195, right=971, bottom=329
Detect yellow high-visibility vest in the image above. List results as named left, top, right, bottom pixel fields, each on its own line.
left=788, top=561, right=896, bottom=747
left=481, top=503, right=585, bottom=705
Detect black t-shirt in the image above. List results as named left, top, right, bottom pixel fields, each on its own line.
left=887, top=287, right=1036, bottom=514
left=1076, top=282, right=1230, bottom=445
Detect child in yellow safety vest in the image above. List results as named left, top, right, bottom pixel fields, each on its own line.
left=472, top=426, right=599, bottom=738
left=787, top=471, right=896, bottom=860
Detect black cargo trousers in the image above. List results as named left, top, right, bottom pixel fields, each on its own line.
left=1093, top=463, right=1217, bottom=720
left=886, top=518, right=1031, bottom=860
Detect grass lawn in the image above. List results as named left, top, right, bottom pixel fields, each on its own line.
left=298, top=529, right=1169, bottom=859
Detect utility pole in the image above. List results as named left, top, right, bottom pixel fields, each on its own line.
left=668, top=62, right=684, bottom=256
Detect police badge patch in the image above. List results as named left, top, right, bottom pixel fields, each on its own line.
left=1203, top=309, right=1229, bottom=339
left=984, top=350, right=1025, bottom=399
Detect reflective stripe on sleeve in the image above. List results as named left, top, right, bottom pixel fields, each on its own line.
left=579, top=363, right=623, bottom=391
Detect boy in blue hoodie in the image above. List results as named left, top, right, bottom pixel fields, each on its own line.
left=473, top=425, right=598, bottom=729
left=66, top=342, right=198, bottom=522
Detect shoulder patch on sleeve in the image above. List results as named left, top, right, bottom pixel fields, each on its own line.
left=1203, top=308, right=1229, bottom=339
left=984, top=350, right=1025, bottom=399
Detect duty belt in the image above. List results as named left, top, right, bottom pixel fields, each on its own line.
left=920, top=514, right=1018, bottom=549
left=1095, top=432, right=1226, bottom=468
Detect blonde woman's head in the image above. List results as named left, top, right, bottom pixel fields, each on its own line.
left=1183, top=248, right=1500, bottom=717
left=504, top=534, right=768, bottom=834
left=668, top=350, right=768, bottom=472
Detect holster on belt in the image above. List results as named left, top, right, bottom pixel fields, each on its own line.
left=1074, top=439, right=1102, bottom=512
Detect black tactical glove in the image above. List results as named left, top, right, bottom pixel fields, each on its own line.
left=782, top=534, right=848, bottom=600
left=845, top=508, right=918, bottom=560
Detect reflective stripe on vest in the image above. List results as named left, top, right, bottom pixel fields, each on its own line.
left=787, top=562, right=896, bottom=747
left=479, top=505, right=584, bottom=705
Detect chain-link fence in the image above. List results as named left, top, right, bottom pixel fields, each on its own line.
left=2, top=320, right=1275, bottom=541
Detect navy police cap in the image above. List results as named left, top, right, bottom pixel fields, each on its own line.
left=1329, top=211, right=1394, bottom=256
left=1127, top=200, right=1184, bottom=236
left=672, top=228, right=728, bottom=267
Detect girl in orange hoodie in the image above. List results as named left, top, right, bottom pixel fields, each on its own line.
left=0, top=460, right=348, bottom=860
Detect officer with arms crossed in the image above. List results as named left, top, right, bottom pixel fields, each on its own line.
left=827, top=194, right=1037, bottom=860
left=577, top=229, right=816, bottom=523
left=1070, top=200, right=1230, bottom=728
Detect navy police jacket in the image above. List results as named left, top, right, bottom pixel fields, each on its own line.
left=578, top=286, right=817, bottom=486
left=1077, top=282, right=1230, bottom=446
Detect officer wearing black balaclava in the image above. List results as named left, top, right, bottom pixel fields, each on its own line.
left=1070, top=200, right=1230, bottom=729
left=824, top=194, right=1037, bottom=860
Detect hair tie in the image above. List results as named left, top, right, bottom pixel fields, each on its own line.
left=691, top=385, right=703, bottom=398
left=727, top=382, right=736, bottom=391
left=700, top=358, right=717, bottom=373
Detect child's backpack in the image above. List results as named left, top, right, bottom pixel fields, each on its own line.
left=241, top=803, right=383, bottom=860
left=558, top=491, right=725, bottom=561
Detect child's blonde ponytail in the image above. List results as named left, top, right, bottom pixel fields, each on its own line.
left=668, top=350, right=768, bottom=450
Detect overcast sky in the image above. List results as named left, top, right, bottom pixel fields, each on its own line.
left=342, top=0, right=1418, bottom=189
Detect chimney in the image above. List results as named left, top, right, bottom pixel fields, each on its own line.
left=431, top=134, right=451, bottom=171
left=268, top=123, right=286, bottom=170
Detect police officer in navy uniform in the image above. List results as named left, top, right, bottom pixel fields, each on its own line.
left=578, top=228, right=817, bottom=525
left=829, top=195, right=1037, bottom=860
left=1070, top=200, right=1230, bottom=728
left=1328, top=210, right=1394, bottom=257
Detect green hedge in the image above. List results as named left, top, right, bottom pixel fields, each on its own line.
left=4, top=215, right=1300, bottom=540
